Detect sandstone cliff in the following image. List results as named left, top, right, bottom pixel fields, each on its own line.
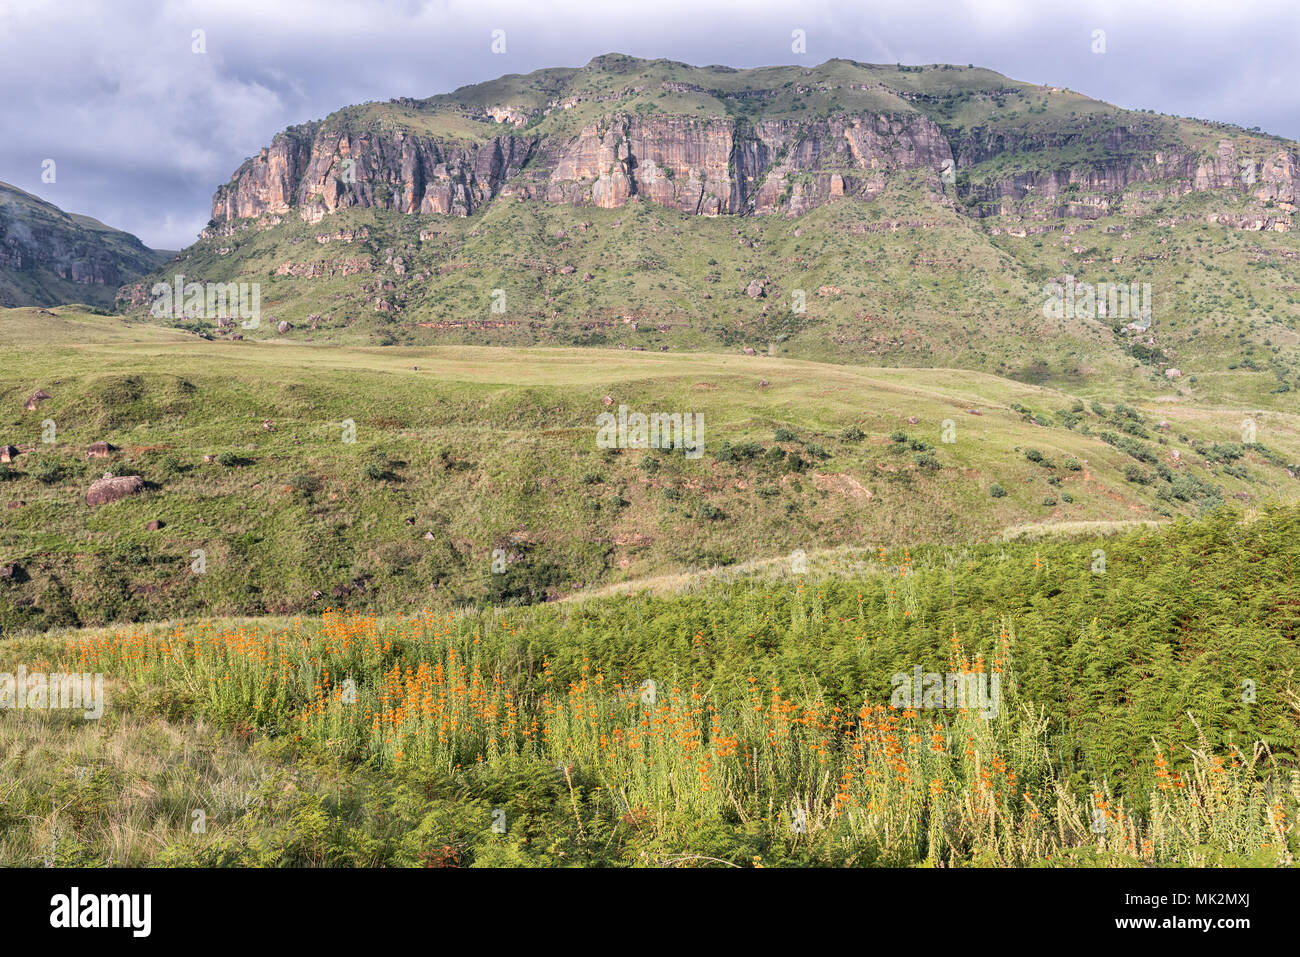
left=204, top=57, right=1297, bottom=233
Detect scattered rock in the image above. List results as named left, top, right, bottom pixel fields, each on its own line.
left=745, top=280, right=766, bottom=299
left=1169, top=450, right=1182, bottom=465
left=0, top=445, right=18, bottom=463
left=86, top=474, right=144, bottom=507
left=559, top=265, right=575, bottom=274
left=86, top=441, right=113, bottom=459
left=907, top=416, right=919, bottom=425
left=145, top=519, right=164, bottom=531
left=423, top=531, right=436, bottom=541
left=967, top=409, right=982, bottom=415
left=203, top=454, right=216, bottom=463
left=759, top=379, right=769, bottom=388
left=277, top=320, right=292, bottom=334
left=1165, top=368, right=1182, bottom=379
left=602, top=395, right=615, bottom=406
left=743, top=347, right=756, bottom=356
left=7, top=500, right=24, bottom=509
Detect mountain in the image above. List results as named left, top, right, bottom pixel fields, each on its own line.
left=120, top=55, right=1299, bottom=397
left=0, top=181, right=168, bottom=308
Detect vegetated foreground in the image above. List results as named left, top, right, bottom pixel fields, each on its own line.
left=3, top=506, right=1297, bottom=867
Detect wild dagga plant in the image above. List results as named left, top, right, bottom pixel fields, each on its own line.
left=68, top=603, right=1298, bottom=866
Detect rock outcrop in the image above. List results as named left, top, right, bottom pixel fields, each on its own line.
left=86, top=474, right=144, bottom=506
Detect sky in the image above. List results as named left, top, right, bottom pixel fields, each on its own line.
left=3, top=0, right=1297, bottom=249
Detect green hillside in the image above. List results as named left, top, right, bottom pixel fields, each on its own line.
left=1, top=307, right=1297, bottom=633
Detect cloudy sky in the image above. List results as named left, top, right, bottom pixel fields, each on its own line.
left=3, top=0, right=1297, bottom=249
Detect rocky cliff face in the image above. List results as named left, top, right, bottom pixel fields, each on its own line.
left=957, top=130, right=1298, bottom=223
left=212, top=122, right=535, bottom=224
left=205, top=60, right=1298, bottom=233
left=212, top=111, right=956, bottom=226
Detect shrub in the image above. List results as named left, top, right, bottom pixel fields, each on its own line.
left=990, top=483, right=1007, bottom=498
left=33, top=461, right=67, bottom=485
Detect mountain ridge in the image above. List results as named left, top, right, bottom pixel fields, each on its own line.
left=0, top=180, right=167, bottom=308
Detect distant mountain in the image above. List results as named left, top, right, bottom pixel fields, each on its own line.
left=122, top=56, right=1299, bottom=393
left=0, top=181, right=167, bottom=308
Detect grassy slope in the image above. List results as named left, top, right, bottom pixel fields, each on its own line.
left=144, top=186, right=1300, bottom=399
left=1, top=307, right=1298, bottom=632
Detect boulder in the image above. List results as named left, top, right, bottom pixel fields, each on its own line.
left=145, top=519, right=164, bottom=531
left=86, top=475, right=144, bottom=507
left=86, top=441, right=114, bottom=459
left=24, top=389, right=50, bottom=411
left=1165, top=368, right=1182, bottom=379
left=559, top=264, right=576, bottom=274
left=0, top=445, right=18, bottom=463
left=745, top=280, right=765, bottom=299
left=277, top=320, right=292, bottom=334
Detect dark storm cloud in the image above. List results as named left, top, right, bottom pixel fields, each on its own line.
left=2, top=0, right=1296, bottom=249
